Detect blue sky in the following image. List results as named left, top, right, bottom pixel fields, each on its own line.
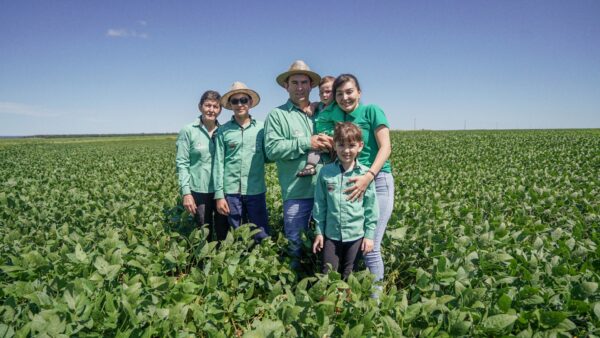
left=1, top=0, right=599, bottom=135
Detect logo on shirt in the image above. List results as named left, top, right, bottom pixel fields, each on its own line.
left=194, top=142, right=206, bottom=151
left=327, top=183, right=335, bottom=192
left=228, top=141, right=237, bottom=150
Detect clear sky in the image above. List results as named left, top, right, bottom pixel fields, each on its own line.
left=1, top=0, right=599, bottom=135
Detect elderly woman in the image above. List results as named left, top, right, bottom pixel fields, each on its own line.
left=176, top=90, right=229, bottom=241
left=324, top=74, right=394, bottom=286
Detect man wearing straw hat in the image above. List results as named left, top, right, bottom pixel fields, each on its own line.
left=264, top=60, right=333, bottom=269
left=214, top=82, right=270, bottom=242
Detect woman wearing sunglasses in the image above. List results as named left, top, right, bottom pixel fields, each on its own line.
left=325, top=74, right=394, bottom=294
left=213, top=82, right=270, bottom=242
left=176, top=90, right=229, bottom=241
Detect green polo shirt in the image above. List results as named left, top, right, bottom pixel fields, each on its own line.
left=315, top=102, right=335, bottom=136
left=313, top=160, right=379, bottom=241
left=325, top=103, right=392, bottom=173
left=213, top=117, right=267, bottom=199
left=175, top=118, right=217, bottom=195
left=264, top=100, right=321, bottom=201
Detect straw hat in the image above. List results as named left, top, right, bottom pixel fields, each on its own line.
left=221, top=81, right=261, bottom=110
left=276, top=60, right=321, bottom=88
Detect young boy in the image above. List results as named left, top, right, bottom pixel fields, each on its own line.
left=296, top=76, right=336, bottom=177
left=312, top=122, right=379, bottom=280
left=213, top=82, right=270, bottom=242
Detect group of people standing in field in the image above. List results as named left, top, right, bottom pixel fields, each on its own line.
left=175, top=60, right=394, bottom=289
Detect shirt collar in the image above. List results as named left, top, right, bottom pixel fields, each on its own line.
left=331, top=102, right=363, bottom=116
left=334, top=158, right=365, bottom=174
left=194, top=115, right=220, bottom=137
left=194, top=115, right=220, bottom=127
left=284, top=99, right=311, bottom=113
left=230, top=115, right=256, bottom=127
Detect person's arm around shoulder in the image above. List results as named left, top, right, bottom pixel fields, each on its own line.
left=361, top=171, right=379, bottom=253
left=312, top=168, right=328, bottom=254
left=213, top=129, right=230, bottom=215
left=176, top=126, right=197, bottom=214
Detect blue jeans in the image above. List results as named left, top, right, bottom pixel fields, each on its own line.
left=225, top=193, right=270, bottom=242
left=363, top=172, right=394, bottom=282
left=283, top=198, right=314, bottom=267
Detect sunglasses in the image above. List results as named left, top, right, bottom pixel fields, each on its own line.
left=230, top=97, right=250, bottom=105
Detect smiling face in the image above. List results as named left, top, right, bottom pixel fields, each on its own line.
left=229, top=93, right=251, bottom=119
left=199, top=99, right=221, bottom=122
left=335, top=79, right=361, bottom=113
left=284, top=74, right=312, bottom=106
left=335, top=139, right=364, bottom=167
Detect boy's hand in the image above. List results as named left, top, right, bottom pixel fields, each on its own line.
left=313, top=235, right=324, bottom=253
left=361, top=238, right=374, bottom=253
left=216, top=198, right=230, bottom=216
left=183, top=194, right=197, bottom=214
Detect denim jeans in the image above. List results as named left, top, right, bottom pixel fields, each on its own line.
left=283, top=198, right=314, bottom=267
left=225, top=193, right=270, bottom=242
left=363, top=172, right=395, bottom=282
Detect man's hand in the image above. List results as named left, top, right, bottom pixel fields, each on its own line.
left=182, top=194, right=197, bottom=214
left=216, top=198, right=230, bottom=216
left=311, top=134, right=334, bottom=152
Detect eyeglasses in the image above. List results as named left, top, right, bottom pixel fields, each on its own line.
left=230, top=97, right=249, bottom=105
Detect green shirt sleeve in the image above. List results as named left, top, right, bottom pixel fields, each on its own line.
left=213, top=130, right=225, bottom=199
left=261, top=128, right=274, bottom=164
left=264, top=110, right=312, bottom=161
left=362, top=179, right=379, bottom=240
left=312, top=170, right=327, bottom=236
left=175, top=128, right=192, bottom=196
left=369, top=104, right=390, bottom=130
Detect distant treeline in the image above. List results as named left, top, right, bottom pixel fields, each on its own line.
left=0, top=133, right=178, bottom=139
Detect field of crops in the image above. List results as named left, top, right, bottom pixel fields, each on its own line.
left=1, top=130, right=599, bottom=337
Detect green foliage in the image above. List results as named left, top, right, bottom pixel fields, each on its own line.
left=1, top=130, right=599, bottom=336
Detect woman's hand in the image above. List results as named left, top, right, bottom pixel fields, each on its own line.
left=182, top=194, right=197, bottom=214
left=313, top=235, right=324, bottom=254
left=361, top=238, right=374, bottom=253
left=344, top=174, right=373, bottom=202
left=216, top=198, right=230, bottom=216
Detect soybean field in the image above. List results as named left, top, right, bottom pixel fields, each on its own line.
left=0, top=130, right=599, bottom=337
